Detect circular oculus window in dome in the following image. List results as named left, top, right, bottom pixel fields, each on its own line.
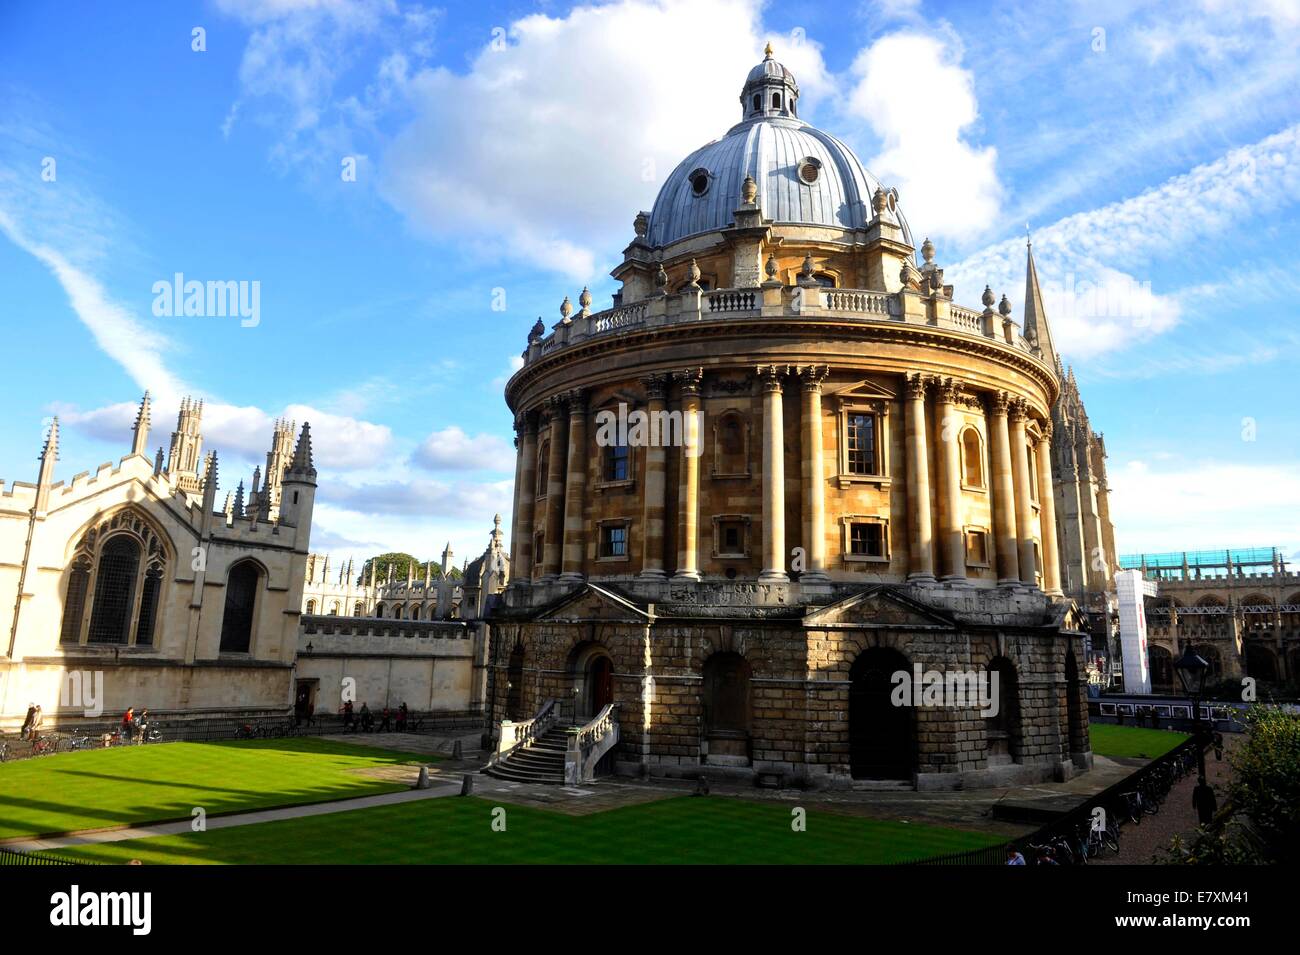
left=688, top=168, right=711, bottom=197
left=798, top=157, right=822, bottom=185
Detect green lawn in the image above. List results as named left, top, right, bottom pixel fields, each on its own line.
left=1090, top=724, right=1188, bottom=760
left=0, top=738, right=431, bottom=841
left=51, top=795, right=1002, bottom=865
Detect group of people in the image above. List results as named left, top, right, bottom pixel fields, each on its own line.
left=119, top=706, right=153, bottom=743
left=340, top=700, right=411, bottom=733
left=18, top=703, right=43, bottom=739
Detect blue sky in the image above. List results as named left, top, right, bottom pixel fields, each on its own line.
left=1, top=0, right=1297, bottom=567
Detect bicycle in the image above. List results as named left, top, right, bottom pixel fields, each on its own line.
left=138, top=722, right=162, bottom=744
left=31, top=734, right=58, bottom=756
left=59, top=733, right=93, bottom=752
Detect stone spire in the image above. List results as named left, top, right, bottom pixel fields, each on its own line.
left=35, top=417, right=59, bottom=511
left=1023, top=238, right=1057, bottom=364
left=166, top=396, right=205, bottom=494
left=131, top=391, right=152, bottom=457
left=202, top=450, right=219, bottom=512
left=289, top=422, right=315, bottom=478
left=232, top=479, right=245, bottom=519
left=262, top=418, right=296, bottom=519
left=441, top=541, right=454, bottom=579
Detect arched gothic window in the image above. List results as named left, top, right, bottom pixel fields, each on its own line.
left=961, top=427, right=985, bottom=488
left=60, top=509, right=169, bottom=647
left=220, top=561, right=261, bottom=653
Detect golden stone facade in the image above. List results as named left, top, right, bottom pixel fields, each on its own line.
left=485, top=50, right=1094, bottom=789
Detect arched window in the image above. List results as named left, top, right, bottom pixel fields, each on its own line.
left=305, top=599, right=316, bottom=614
left=536, top=441, right=550, bottom=497
left=62, top=510, right=170, bottom=647
left=393, top=605, right=403, bottom=620
left=329, top=602, right=339, bottom=616
left=353, top=601, right=365, bottom=616
left=375, top=603, right=386, bottom=618
left=961, top=428, right=984, bottom=488
left=751, top=93, right=761, bottom=112
left=986, top=657, right=1022, bottom=763
left=812, top=272, right=836, bottom=288
left=411, top=605, right=421, bottom=620
left=88, top=536, right=140, bottom=644
left=771, top=92, right=782, bottom=109
left=219, top=561, right=261, bottom=653
left=60, top=556, right=92, bottom=644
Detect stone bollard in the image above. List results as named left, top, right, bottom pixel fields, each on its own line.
left=413, top=765, right=432, bottom=790
left=460, top=773, right=474, bottom=796
left=452, top=739, right=463, bottom=760
left=694, top=774, right=710, bottom=796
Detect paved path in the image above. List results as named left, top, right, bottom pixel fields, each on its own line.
left=1093, top=737, right=1237, bottom=864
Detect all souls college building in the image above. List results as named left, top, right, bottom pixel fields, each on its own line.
left=486, top=48, right=1100, bottom=790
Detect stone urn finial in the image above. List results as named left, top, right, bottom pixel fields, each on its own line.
left=741, top=175, right=757, bottom=205
left=560, top=295, right=573, bottom=322
left=982, top=285, right=995, bottom=309
left=633, top=211, right=649, bottom=237
left=800, top=253, right=814, bottom=277
left=765, top=252, right=778, bottom=280
left=579, top=286, right=592, bottom=311
left=998, top=293, right=1012, bottom=317
left=872, top=186, right=888, bottom=216
left=921, top=237, right=936, bottom=266
left=528, top=316, right=545, bottom=342
left=654, top=262, right=668, bottom=294
left=686, top=258, right=701, bottom=288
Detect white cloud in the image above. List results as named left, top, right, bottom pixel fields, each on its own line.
left=412, top=426, right=515, bottom=472
left=379, top=0, right=831, bottom=280
left=844, top=30, right=1002, bottom=246
left=1110, top=459, right=1300, bottom=558
left=946, top=123, right=1300, bottom=359
left=321, top=476, right=514, bottom=517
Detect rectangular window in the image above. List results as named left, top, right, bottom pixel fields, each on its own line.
left=846, top=413, right=876, bottom=475
left=849, top=521, right=885, bottom=558
left=719, top=520, right=745, bottom=555
left=601, top=525, right=628, bottom=558
left=965, top=530, right=989, bottom=566
left=606, top=444, right=629, bottom=482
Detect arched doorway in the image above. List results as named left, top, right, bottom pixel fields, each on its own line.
left=985, top=656, right=1022, bottom=764
left=702, top=652, right=752, bottom=765
left=569, top=642, right=615, bottom=720
left=505, top=643, right=525, bottom=721
left=219, top=560, right=261, bottom=653
left=1148, top=644, right=1174, bottom=691
left=1065, top=651, right=1085, bottom=756
left=849, top=647, right=914, bottom=780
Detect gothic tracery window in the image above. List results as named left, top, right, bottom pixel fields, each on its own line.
left=60, top=510, right=169, bottom=647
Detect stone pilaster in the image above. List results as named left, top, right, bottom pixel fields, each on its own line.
left=1036, top=422, right=1063, bottom=596
left=904, top=373, right=935, bottom=581
left=673, top=369, right=703, bottom=581
left=799, top=365, right=830, bottom=582
left=989, top=390, right=1021, bottom=586
left=560, top=389, right=588, bottom=582
left=934, top=377, right=965, bottom=581
left=512, top=410, right=538, bottom=580
left=541, top=394, right=569, bottom=581
left=759, top=364, right=788, bottom=583
left=1010, top=400, right=1038, bottom=587
left=639, top=374, right=669, bottom=580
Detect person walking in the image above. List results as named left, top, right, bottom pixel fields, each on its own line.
left=360, top=703, right=373, bottom=733
left=19, top=703, right=38, bottom=740
left=121, top=706, right=136, bottom=743
left=396, top=702, right=408, bottom=733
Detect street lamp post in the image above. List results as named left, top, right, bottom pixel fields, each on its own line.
left=1174, top=644, right=1216, bottom=826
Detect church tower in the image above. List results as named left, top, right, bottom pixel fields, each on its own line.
left=166, top=397, right=205, bottom=496
left=262, top=418, right=296, bottom=521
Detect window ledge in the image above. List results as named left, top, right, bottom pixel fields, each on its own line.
left=709, top=470, right=752, bottom=480
left=596, top=554, right=631, bottom=563
left=595, top=479, right=635, bottom=492
left=835, top=474, right=890, bottom=490
left=843, top=554, right=890, bottom=564
left=961, top=483, right=987, bottom=494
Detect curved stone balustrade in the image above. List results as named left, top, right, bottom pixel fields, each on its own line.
left=488, top=698, right=558, bottom=771
left=564, top=702, right=620, bottom=785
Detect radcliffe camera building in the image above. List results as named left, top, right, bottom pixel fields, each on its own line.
left=486, top=48, right=1098, bottom=789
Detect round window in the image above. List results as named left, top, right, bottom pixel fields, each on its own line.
left=798, top=157, right=822, bottom=185
left=689, top=168, right=710, bottom=197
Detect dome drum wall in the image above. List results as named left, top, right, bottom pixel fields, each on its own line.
left=488, top=48, right=1088, bottom=792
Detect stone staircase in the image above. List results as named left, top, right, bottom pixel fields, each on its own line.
left=483, top=725, right=571, bottom=784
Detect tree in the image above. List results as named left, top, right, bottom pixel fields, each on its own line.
left=356, top=553, right=463, bottom=585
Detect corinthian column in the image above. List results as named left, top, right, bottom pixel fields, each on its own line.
left=989, top=391, right=1021, bottom=586
left=1009, top=400, right=1038, bottom=586
left=759, top=364, right=788, bottom=583
left=799, top=365, right=830, bottom=582
left=673, top=369, right=703, bottom=581
left=541, top=394, right=569, bottom=581
left=639, top=374, right=669, bottom=580
left=560, top=389, right=588, bottom=583
left=904, top=373, right=935, bottom=581
left=512, top=410, right=538, bottom=580
left=1035, top=422, right=1063, bottom=596
left=934, top=377, right=965, bottom=581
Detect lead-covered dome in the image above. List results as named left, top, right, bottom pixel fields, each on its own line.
left=645, top=47, right=912, bottom=250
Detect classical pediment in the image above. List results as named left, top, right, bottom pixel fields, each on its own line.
left=803, top=586, right=954, bottom=629
left=825, top=377, right=897, bottom=405
left=529, top=583, right=653, bottom=624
